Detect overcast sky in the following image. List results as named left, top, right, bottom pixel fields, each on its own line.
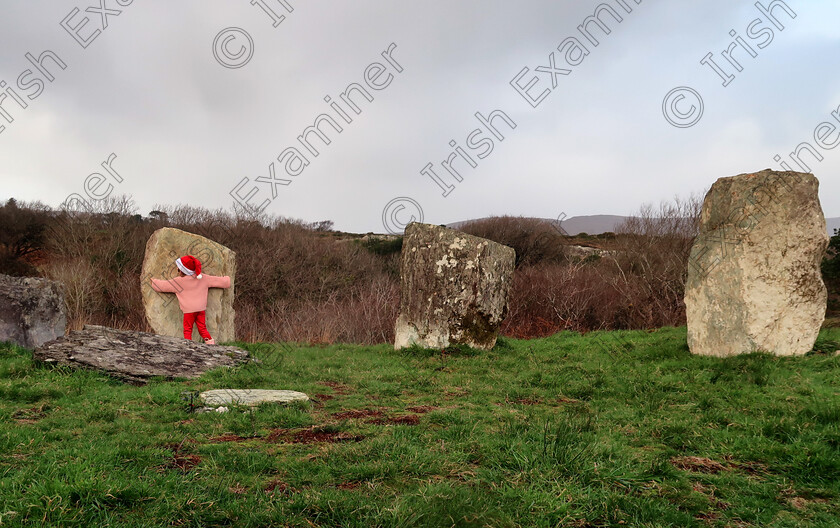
left=1, top=0, right=839, bottom=233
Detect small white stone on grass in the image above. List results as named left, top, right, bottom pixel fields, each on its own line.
left=199, top=389, right=309, bottom=408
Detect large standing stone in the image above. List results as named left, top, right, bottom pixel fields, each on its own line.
left=141, top=228, right=236, bottom=342
left=685, top=170, right=829, bottom=357
left=33, top=325, right=250, bottom=384
left=0, top=274, right=67, bottom=348
left=394, top=222, right=515, bottom=350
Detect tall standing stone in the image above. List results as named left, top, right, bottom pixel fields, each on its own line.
left=0, top=274, right=67, bottom=348
left=394, top=222, right=515, bottom=350
left=685, top=170, right=828, bottom=356
left=141, top=228, right=236, bottom=342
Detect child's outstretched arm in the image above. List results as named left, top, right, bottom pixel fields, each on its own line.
left=150, top=277, right=180, bottom=293
left=204, top=275, right=231, bottom=289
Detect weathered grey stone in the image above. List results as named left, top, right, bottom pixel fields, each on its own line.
left=0, top=274, right=67, bottom=348
left=394, top=222, right=515, bottom=350
left=565, top=245, right=616, bottom=260
left=141, top=227, right=236, bottom=342
left=685, top=170, right=829, bottom=357
left=195, top=406, right=230, bottom=414
left=32, top=325, right=251, bottom=384
left=200, top=389, right=309, bottom=408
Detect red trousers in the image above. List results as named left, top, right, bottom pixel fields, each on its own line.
left=183, top=311, right=212, bottom=340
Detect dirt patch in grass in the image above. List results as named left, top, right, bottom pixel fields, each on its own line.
left=208, top=434, right=252, bottom=443
left=336, top=481, right=362, bottom=490
left=723, top=455, right=769, bottom=476
left=691, top=482, right=730, bottom=511
left=443, top=387, right=469, bottom=398
left=392, top=415, right=421, bottom=425
left=672, top=455, right=770, bottom=477
left=511, top=397, right=542, bottom=405
left=264, top=480, right=298, bottom=495
left=780, top=487, right=831, bottom=510
left=557, top=397, right=581, bottom=404
left=671, top=456, right=727, bottom=474
left=332, top=409, right=383, bottom=420
left=786, top=496, right=830, bottom=510
left=292, top=429, right=364, bottom=443
left=170, top=454, right=201, bottom=471
left=12, top=403, right=50, bottom=424
left=694, top=511, right=721, bottom=522
left=368, top=414, right=421, bottom=426
left=317, top=381, right=352, bottom=395
left=162, top=441, right=201, bottom=472
left=312, top=393, right=334, bottom=401
left=266, top=427, right=364, bottom=444
left=406, top=405, right=437, bottom=413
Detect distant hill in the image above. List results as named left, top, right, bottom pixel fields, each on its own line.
left=447, top=215, right=630, bottom=235
left=449, top=215, right=840, bottom=236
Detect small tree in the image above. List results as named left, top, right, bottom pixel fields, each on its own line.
left=457, top=216, right=566, bottom=267
left=605, top=192, right=704, bottom=327
left=0, top=198, right=49, bottom=276
left=822, top=230, right=840, bottom=317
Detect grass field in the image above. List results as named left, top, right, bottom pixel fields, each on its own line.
left=2, top=328, right=840, bottom=527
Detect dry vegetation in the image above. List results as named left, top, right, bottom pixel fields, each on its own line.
left=1, top=196, right=398, bottom=344
left=6, top=191, right=833, bottom=345
left=460, top=195, right=703, bottom=337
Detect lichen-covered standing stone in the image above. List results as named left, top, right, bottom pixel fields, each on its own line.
left=0, top=274, right=67, bottom=348
left=141, top=227, right=236, bottom=342
left=685, top=170, right=828, bottom=356
left=394, top=222, right=515, bottom=350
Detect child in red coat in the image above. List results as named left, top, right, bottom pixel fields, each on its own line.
left=150, top=255, right=231, bottom=344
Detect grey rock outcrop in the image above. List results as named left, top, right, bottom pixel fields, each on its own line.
left=141, top=228, right=236, bottom=342
left=565, top=245, right=616, bottom=260
left=0, top=274, right=67, bottom=348
left=394, top=222, right=515, bottom=350
left=33, top=325, right=251, bottom=384
left=685, top=170, right=828, bottom=357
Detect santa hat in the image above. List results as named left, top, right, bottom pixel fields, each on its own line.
left=175, top=255, right=202, bottom=279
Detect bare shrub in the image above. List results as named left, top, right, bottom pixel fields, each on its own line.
left=499, top=194, right=703, bottom=336
left=602, top=193, right=703, bottom=328
left=6, top=191, right=703, bottom=344
left=457, top=216, right=565, bottom=267
left=232, top=277, right=397, bottom=345
left=337, top=275, right=399, bottom=343
left=41, top=258, right=104, bottom=330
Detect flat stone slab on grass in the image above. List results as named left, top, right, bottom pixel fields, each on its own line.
left=33, top=325, right=251, bottom=384
left=200, top=389, right=309, bottom=408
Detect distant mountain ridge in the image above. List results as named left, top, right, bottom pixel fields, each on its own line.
left=449, top=215, right=840, bottom=236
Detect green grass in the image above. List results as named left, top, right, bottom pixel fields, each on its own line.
left=2, top=327, right=840, bottom=527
